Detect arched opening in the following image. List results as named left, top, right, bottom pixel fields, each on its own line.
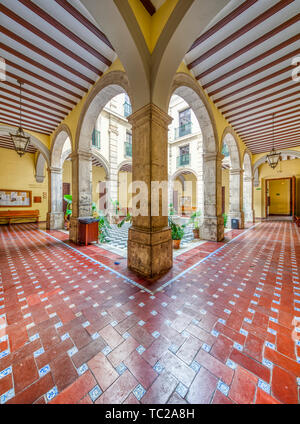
left=221, top=129, right=244, bottom=229
left=243, top=151, right=254, bottom=223
left=71, top=71, right=132, bottom=243
left=169, top=73, right=223, bottom=242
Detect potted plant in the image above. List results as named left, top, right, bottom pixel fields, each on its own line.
left=117, top=212, right=132, bottom=228
left=110, top=199, right=120, bottom=224
left=97, top=211, right=111, bottom=243
left=63, top=194, right=72, bottom=230
left=168, top=217, right=185, bottom=249
left=188, top=210, right=201, bottom=239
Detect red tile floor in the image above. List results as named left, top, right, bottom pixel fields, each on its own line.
left=0, top=221, right=299, bottom=404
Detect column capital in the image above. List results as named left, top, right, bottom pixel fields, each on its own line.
left=69, top=149, right=92, bottom=161
left=230, top=168, right=243, bottom=175
left=127, top=103, right=172, bottom=129
left=204, top=152, right=224, bottom=162
left=48, top=166, right=62, bottom=174
left=244, top=176, right=254, bottom=182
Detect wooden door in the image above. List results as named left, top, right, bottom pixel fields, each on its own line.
left=292, top=176, right=296, bottom=218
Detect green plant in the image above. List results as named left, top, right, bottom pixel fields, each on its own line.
left=64, top=194, right=72, bottom=221
left=223, top=213, right=228, bottom=227
left=97, top=211, right=111, bottom=243
left=168, top=203, right=177, bottom=216
left=168, top=216, right=185, bottom=240
left=188, top=210, right=201, bottom=229
left=117, top=212, right=132, bottom=228
left=111, top=199, right=120, bottom=216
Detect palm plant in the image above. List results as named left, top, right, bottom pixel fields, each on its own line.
left=223, top=213, right=228, bottom=227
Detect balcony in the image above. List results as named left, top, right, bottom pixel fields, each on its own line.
left=124, top=102, right=132, bottom=118
left=92, top=129, right=101, bottom=149
left=174, top=122, right=192, bottom=139
left=124, top=141, right=132, bottom=157
left=177, top=153, right=190, bottom=167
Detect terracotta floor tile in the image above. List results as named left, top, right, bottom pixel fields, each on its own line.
left=87, top=352, right=119, bottom=391
left=95, top=370, right=138, bottom=404
left=195, top=349, right=234, bottom=386
left=50, top=370, right=97, bottom=404
left=272, top=366, right=298, bottom=404
left=141, top=370, right=178, bottom=404
left=186, top=367, right=218, bottom=404
left=229, top=366, right=257, bottom=404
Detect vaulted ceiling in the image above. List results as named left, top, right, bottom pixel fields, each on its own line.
left=0, top=0, right=299, bottom=156
left=185, top=0, right=299, bottom=154
left=0, top=0, right=116, bottom=138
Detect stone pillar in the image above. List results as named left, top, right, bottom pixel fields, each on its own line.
left=228, top=168, right=244, bottom=229
left=201, top=152, right=224, bottom=241
left=196, top=141, right=204, bottom=218
left=69, top=150, right=93, bottom=243
left=46, top=166, right=64, bottom=230
left=108, top=123, right=119, bottom=222
left=243, top=176, right=255, bottom=223
left=127, top=104, right=173, bottom=278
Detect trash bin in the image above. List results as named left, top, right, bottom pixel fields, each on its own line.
left=78, top=218, right=100, bottom=246
left=231, top=218, right=239, bottom=229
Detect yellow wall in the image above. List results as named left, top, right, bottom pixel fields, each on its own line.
left=0, top=147, right=48, bottom=221
left=222, top=168, right=230, bottom=215
left=268, top=179, right=290, bottom=215
left=254, top=158, right=300, bottom=218
left=118, top=171, right=133, bottom=210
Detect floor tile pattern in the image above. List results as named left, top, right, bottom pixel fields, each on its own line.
left=0, top=221, right=299, bottom=404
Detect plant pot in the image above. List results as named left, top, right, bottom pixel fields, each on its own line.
left=173, top=239, right=181, bottom=249
left=193, top=228, right=200, bottom=239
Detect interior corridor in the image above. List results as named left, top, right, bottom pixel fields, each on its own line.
left=0, top=221, right=299, bottom=404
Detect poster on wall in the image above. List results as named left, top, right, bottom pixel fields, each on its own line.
left=0, top=189, right=32, bottom=207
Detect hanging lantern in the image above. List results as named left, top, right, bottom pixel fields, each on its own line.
left=9, top=81, right=30, bottom=157
left=266, top=113, right=280, bottom=170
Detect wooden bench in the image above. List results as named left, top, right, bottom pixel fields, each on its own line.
left=294, top=216, right=300, bottom=227
left=0, top=210, right=39, bottom=225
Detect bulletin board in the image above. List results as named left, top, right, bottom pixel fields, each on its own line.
left=0, top=189, right=32, bottom=207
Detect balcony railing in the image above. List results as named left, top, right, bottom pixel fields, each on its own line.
left=177, top=153, right=190, bottom=167
left=124, top=141, right=132, bottom=157
left=174, top=122, right=192, bottom=139
left=92, top=129, right=101, bottom=149
left=124, top=102, right=132, bottom=118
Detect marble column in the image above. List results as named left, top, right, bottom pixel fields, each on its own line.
left=69, top=150, right=93, bottom=243
left=228, top=168, right=244, bottom=229
left=46, top=166, right=64, bottom=230
left=243, top=176, right=255, bottom=223
left=127, top=104, right=173, bottom=278
left=201, top=152, right=224, bottom=241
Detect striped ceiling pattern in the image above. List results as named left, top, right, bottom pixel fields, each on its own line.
left=185, top=0, right=300, bottom=154
left=0, top=0, right=116, bottom=142
left=0, top=133, right=37, bottom=153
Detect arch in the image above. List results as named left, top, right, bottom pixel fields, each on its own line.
left=152, top=0, right=228, bottom=111
left=242, top=150, right=253, bottom=178
left=171, top=167, right=198, bottom=182
left=51, top=124, right=73, bottom=168
left=117, top=159, right=132, bottom=174
left=76, top=71, right=132, bottom=152
left=243, top=150, right=254, bottom=223
left=35, top=152, right=46, bottom=183
left=80, top=0, right=150, bottom=111
left=170, top=73, right=218, bottom=154
left=221, top=127, right=241, bottom=170
left=91, top=148, right=110, bottom=178
left=0, top=124, right=50, bottom=165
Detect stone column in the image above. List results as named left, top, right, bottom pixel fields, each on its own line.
left=228, top=168, right=244, bottom=229
left=201, top=152, right=224, bottom=241
left=46, top=166, right=64, bottom=230
left=69, top=150, right=93, bottom=243
left=127, top=104, right=173, bottom=278
left=196, top=140, right=204, bottom=218
left=243, top=176, right=255, bottom=223
left=108, top=123, right=119, bottom=222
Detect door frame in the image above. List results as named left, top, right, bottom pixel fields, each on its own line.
left=265, top=177, right=295, bottom=217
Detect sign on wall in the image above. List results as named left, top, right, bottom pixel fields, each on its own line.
left=0, top=189, right=32, bottom=207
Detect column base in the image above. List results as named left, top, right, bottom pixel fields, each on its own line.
left=128, top=226, right=173, bottom=279
left=228, top=212, right=244, bottom=229
left=69, top=216, right=93, bottom=244
left=201, top=216, right=224, bottom=242
left=46, top=212, right=64, bottom=230
left=244, top=210, right=255, bottom=224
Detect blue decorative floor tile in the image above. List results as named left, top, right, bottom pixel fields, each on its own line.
left=202, top=343, right=211, bottom=352
left=153, top=361, right=164, bottom=374
left=168, top=344, right=179, bottom=354
left=0, top=388, right=15, bottom=404
left=77, top=363, right=88, bottom=376
left=46, top=386, right=58, bottom=403
left=258, top=379, right=271, bottom=394
left=34, top=347, right=45, bottom=358
left=102, top=345, right=112, bottom=356
left=0, top=366, right=12, bottom=379
left=67, top=346, right=78, bottom=357
left=233, top=342, right=243, bottom=352
left=226, top=359, right=237, bottom=370
left=217, top=380, right=229, bottom=396
left=176, top=382, right=188, bottom=398
left=262, top=358, right=273, bottom=369
left=138, top=320, right=145, bottom=326
left=136, top=345, right=146, bottom=355
left=91, top=332, right=100, bottom=340
left=39, top=364, right=50, bottom=378
left=133, top=384, right=146, bottom=401
left=116, top=363, right=127, bottom=375
left=89, top=385, right=102, bottom=402
left=152, top=331, right=160, bottom=339
left=190, top=360, right=201, bottom=373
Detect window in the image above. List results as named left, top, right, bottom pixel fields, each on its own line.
left=124, top=94, right=132, bottom=117
left=125, top=131, right=132, bottom=157
left=92, top=128, right=101, bottom=149
left=177, top=144, right=190, bottom=167
left=126, top=131, right=132, bottom=144
left=175, top=108, right=192, bottom=138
